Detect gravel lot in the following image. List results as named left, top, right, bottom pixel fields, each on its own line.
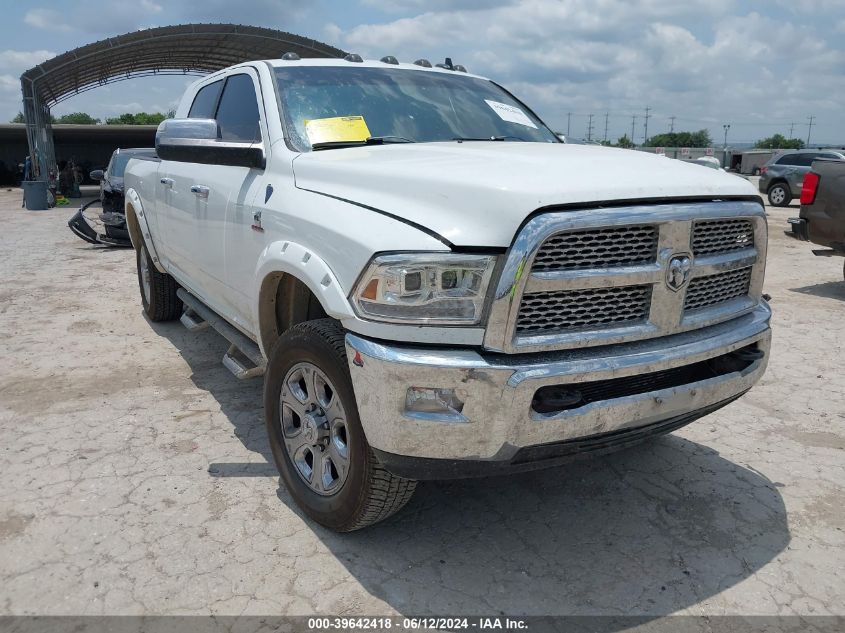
left=1, top=184, right=843, bottom=617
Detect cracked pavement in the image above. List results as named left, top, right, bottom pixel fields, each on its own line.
left=0, top=186, right=843, bottom=616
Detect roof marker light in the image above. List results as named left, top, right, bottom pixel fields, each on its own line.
left=453, top=64, right=467, bottom=72
left=380, top=55, right=399, bottom=65
left=281, top=52, right=300, bottom=61
left=413, top=58, right=432, bottom=68
left=344, top=53, right=364, bottom=62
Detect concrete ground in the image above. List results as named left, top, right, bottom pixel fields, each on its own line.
left=0, top=184, right=843, bottom=617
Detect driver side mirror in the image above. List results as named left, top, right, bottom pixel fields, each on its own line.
left=89, top=169, right=104, bottom=181
left=155, top=118, right=265, bottom=169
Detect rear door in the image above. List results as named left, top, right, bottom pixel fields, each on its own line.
left=790, top=153, right=821, bottom=194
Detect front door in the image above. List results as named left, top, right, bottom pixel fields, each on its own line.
left=161, top=70, right=267, bottom=326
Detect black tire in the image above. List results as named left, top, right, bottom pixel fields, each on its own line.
left=136, top=243, right=182, bottom=321
left=264, top=319, right=416, bottom=531
left=767, top=182, right=792, bottom=207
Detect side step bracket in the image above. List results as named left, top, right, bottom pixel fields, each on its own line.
left=176, top=288, right=266, bottom=379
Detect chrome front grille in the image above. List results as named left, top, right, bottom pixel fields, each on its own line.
left=532, top=225, right=657, bottom=271
left=684, top=267, right=752, bottom=312
left=516, top=285, right=651, bottom=334
left=692, top=219, right=754, bottom=256
left=484, top=201, right=767, bottom=353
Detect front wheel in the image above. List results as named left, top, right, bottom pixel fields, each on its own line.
left=264, top=319, right=416, bottom=531
left=767, top=182, right=792, bottom=207
left=136, top=243, right=182, bottom=321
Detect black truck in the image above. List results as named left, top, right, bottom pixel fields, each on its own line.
left=68, top=147, right=156, bottom=246
left=787, top=158, right=845, bottom=281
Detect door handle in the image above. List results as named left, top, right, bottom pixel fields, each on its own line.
left=160, top=177, right=174, bottom=187
left=190, top=185, right=210, bottom=199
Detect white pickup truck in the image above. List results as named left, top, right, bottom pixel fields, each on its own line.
left=124, top=56, right=771, bottom=531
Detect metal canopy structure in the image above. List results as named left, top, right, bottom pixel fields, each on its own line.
left=20, top=24, right=345, bottom=180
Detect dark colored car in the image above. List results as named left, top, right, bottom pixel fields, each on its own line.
left=787, top=158, right=845, bottom=280
left=759, top=149, right=845, bottom=207
left=67, top=147, right=156, bottom=246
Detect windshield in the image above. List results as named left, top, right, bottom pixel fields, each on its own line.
left=109, top=153, right=133, bottom=177
left=274, top=66, right=559, bottom=151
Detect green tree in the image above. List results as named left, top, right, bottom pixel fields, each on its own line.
left=55, top=112, right=100, bottom=124
left=10, top=111, right=57, bottom=124
left=755, top=133, right=804, bottom=150
left=106, top=112, right=168, bottom=125
left=645, top=130, right=713, bottom=148
left=615, top=134, right=635, bottom=149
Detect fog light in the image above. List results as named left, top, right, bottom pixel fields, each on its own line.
left=404, top=387, right=466, bottom=422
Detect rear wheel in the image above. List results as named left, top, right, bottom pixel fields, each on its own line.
left=136, top=243, right=182, bottom=321
left=767, top=182, right=791, bottom=207
left=264, top=319, right=416, bottom=531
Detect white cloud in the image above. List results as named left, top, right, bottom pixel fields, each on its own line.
left=0, top=49, right=56, bottom=73
left=331, top=0, right=844, bottom=143
left=23, top=9, right=72, bottom=32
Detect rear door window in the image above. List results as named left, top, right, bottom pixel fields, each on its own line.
left=215, top=74, right=262, bottom=143
left=794, top=153, right=821, bottom=167
left=776, top=154, right=800, bottom=166
left=188, top=80, right=223, bottom=118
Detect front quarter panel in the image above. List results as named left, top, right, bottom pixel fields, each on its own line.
left=250, top=183, right=489, bottom=355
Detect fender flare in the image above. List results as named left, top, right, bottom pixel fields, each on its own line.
left=124, top=188, right=166, bottom=273
left=252, top=240, right=355, bottom=357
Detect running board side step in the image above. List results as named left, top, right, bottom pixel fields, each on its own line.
left=176, top=288, right=266, bottom=380
left=180, top=308, right=210, bottom=332
left=222, top=344, right=265, bottom=380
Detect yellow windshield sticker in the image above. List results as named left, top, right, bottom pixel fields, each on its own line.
left=304, top=116, right=371, bottom=145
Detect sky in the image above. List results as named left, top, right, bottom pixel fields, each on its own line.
left=1, top=0, right=844, bottom=145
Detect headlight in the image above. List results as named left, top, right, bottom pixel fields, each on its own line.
left=351, top=253, right=497, bottom=325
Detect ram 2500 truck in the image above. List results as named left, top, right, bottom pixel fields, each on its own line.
left=124, top=56, right=771, bottom=531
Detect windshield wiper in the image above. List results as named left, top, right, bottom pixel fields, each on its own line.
left=452, top=135, right=527, bottom=142
left=310, top=136, right=415, bottom=151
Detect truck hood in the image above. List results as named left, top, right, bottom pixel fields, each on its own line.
left=292, top=142, right=758, bottom=247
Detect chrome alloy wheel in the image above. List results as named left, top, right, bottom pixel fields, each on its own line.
left=280, top=362, right=350, bottom=495
left=139, top=245, right=151, bottom=304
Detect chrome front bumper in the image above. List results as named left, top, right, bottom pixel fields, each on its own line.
left=345, top=303, right=771, bottom=470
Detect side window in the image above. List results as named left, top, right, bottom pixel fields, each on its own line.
left=188, top=80, right=223, bottom=119
left=776, top=154, right=799, bottom=166
left=820, top=153, right=841, bottom=160
left=215, top=74, right=261, bottom=143
left=795, top=153, right=820, bottom=167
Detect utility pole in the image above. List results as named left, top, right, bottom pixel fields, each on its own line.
left=807, top=115, right=815, bottom=146
left=566, top=112, right=571, bottom=137
left=643, top=106, right=651, bottom=145
left=669, top=115, right=676, bottom=133
left=586, top=114, right=594, bottom=141
left=631, top=115, right=637, bottom=144
left=604, top=112, right=609, bottom=143
left=722, top=123, right=731, bottom=148
left=788, top=121, right=795, bottom=138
